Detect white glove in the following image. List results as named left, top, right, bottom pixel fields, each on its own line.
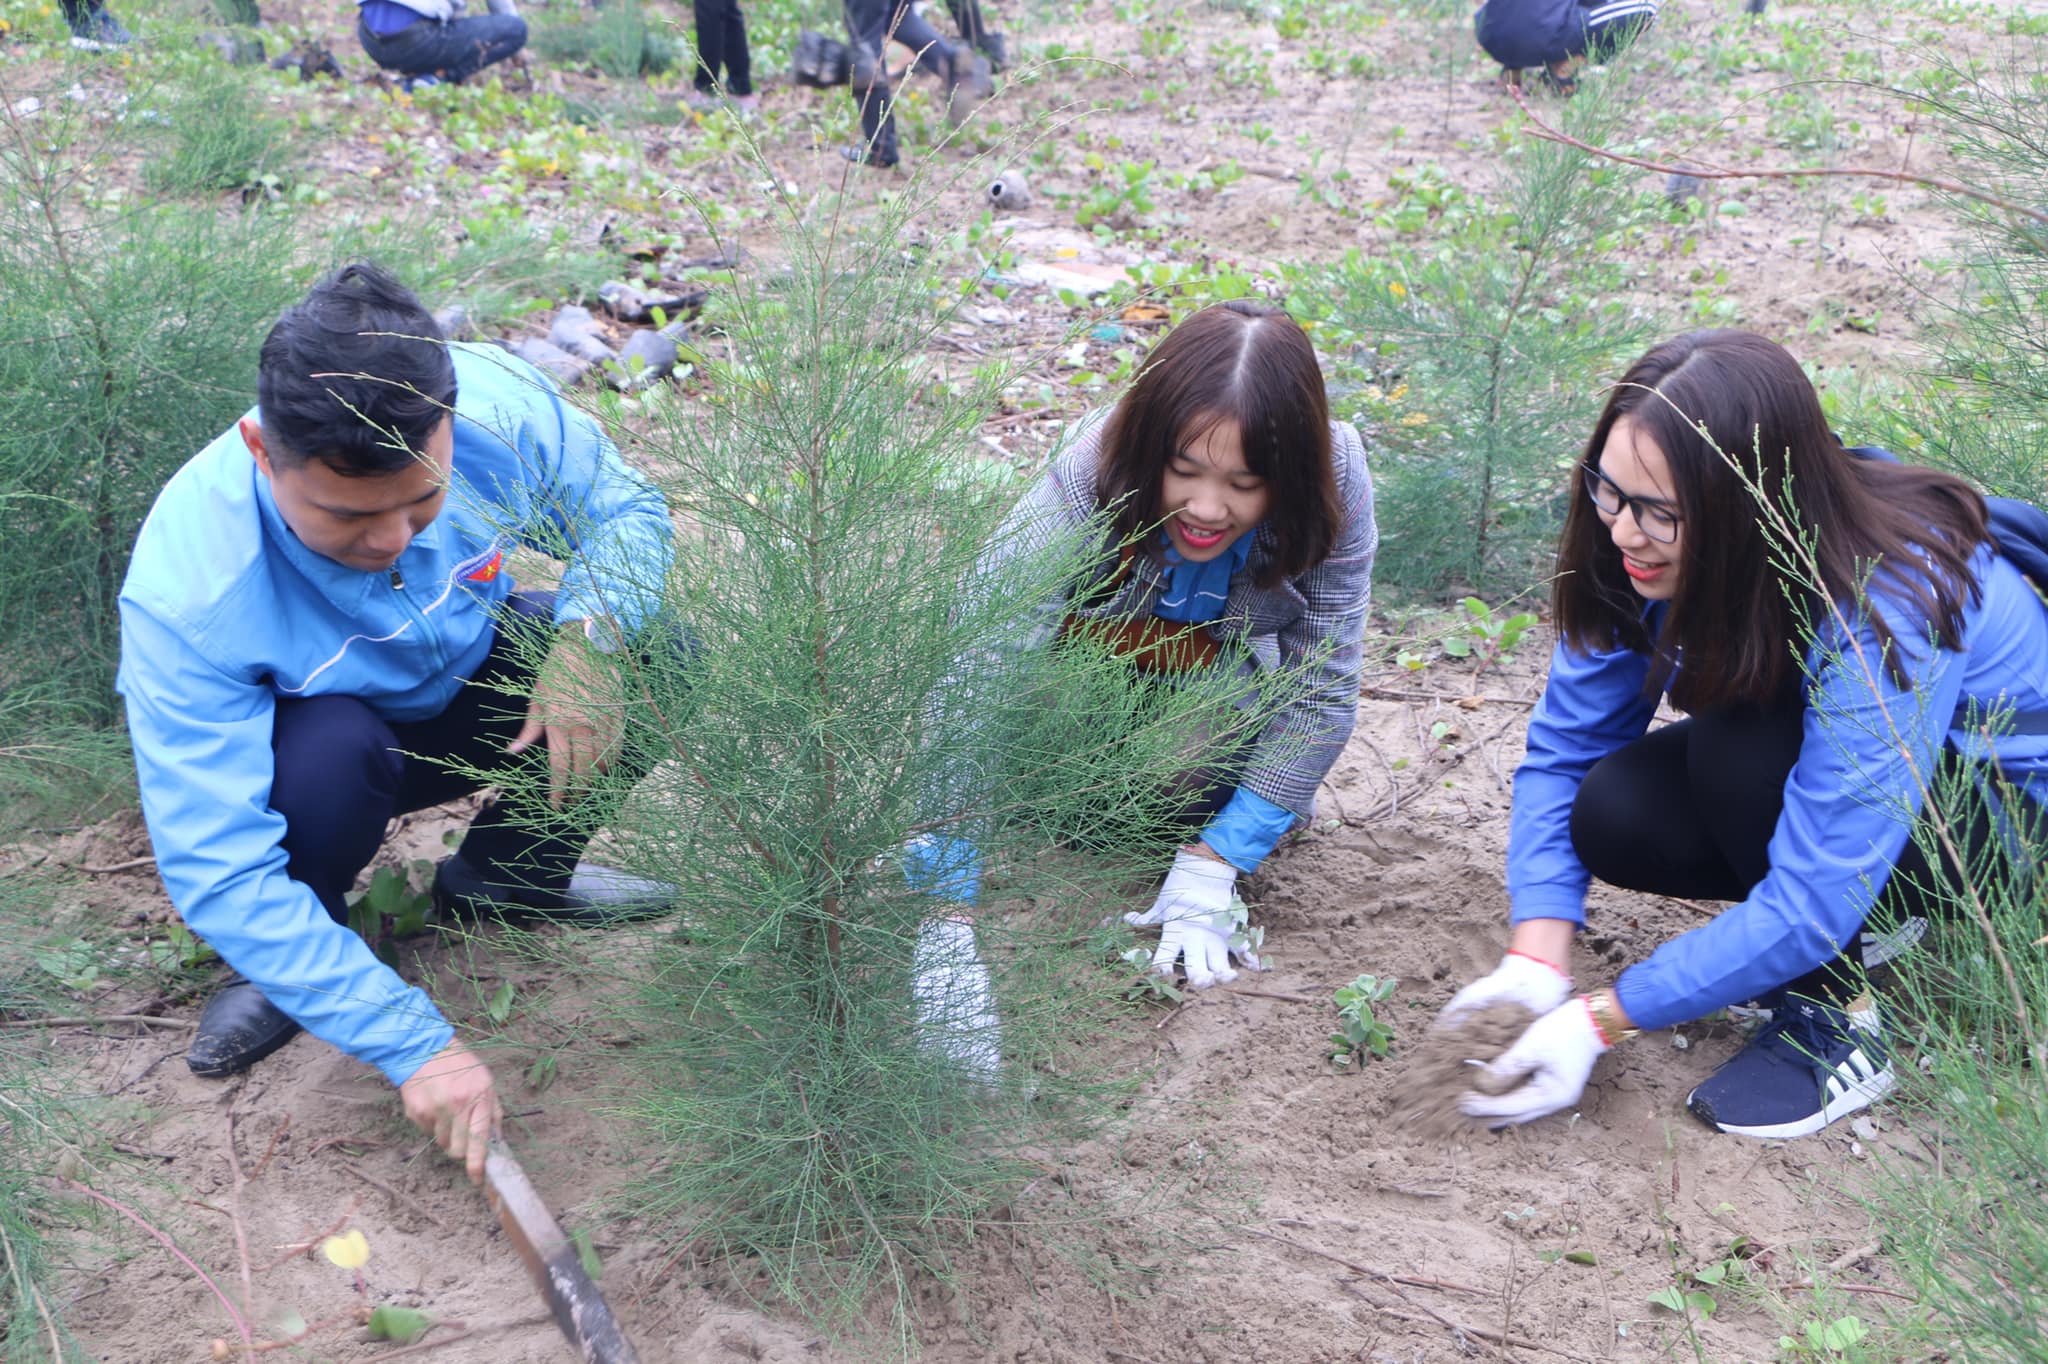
left=1125, top=849, right=1260, bottom=989
left=1458, top=997, right=1610, bottom=1127
left=912, top=916, right=1001, bottom=1081
left=1439, top=952, right=1573, bottom=1029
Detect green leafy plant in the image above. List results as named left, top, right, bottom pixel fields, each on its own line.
left=144, top=921, right=217, bottom=975
left=2, top=868, right=95, bottom=1361
left=1438, top=597, right=1540, bottom=674
left=344, top=863, right=436, bottom=960
left=1328, top=973, right=1397, bottom=1066
left=1778, top=1314, right=1869, bottom=1358
left=30, top=939, right=99, bottom=995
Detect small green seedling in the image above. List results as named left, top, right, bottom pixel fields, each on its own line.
left=1224, top=893, right=1263, bottom=967
left=527, top=1052, right=560, bottom=1093
left=1650, top=1252, right=1746, bottom=1320
left=1439, top=596, right=1539, bottom=675
left=33, top=938, right=101, bottom=993
left=146, top=920, right=217, bottom=973
left=1120, top=946, right=1187, bottom=1004
left=366, top=1305, right=433, bottom=1346
left=346, top=862, right=438, bottom=961
left=1329, top=973, right=1398, bottom=1066
left=1779, top=1314, right=1868, bottom=1358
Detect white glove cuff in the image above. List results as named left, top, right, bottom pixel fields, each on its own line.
left=1501, top=950, right=1571, bottom=994
left=1168, top=847, right=1238, bottom=887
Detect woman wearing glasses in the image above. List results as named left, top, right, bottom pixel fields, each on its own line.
left=1438, top=330, right=2048, bottom=1139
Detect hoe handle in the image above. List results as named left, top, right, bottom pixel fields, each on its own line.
left=483, top=1141, right=642, bottom=1364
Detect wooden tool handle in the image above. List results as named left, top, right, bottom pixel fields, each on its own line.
left=484, top=1141, right=642, bottom=1364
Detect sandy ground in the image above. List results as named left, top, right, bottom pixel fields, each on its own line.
left=18, top=639, right=1915, bottom=1364
left=2, top=0, right=1969, bottom=1357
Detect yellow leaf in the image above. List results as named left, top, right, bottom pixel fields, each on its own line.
left=321, top=1230, right=370, bottom=1270
left=1388, top=280, right=1408, bottom=299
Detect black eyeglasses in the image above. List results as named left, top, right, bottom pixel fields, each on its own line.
left=1582, top=465, right=1681, bottom=544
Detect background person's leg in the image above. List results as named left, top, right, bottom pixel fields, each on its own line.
left=439, top=14, right=527, bottom=82
left=722, top=0, right=754, bottom=96
left=692, top=0, right=730, bottom=93
left=843, top=0, right=900, bottom=166
left=885, top=0, right=954, bottom=78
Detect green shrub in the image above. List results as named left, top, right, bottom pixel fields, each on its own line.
left=0, top=86, right=309, bottom=735
left=529, top=0, right=678, bottom=78
left=473, top=184, right=1291, bottom=1346
left=1284, top=73, right=1661, bottom=599
left=139, top=61, right=297, bottom=198
left=0, top=868, right=90, bottom=1364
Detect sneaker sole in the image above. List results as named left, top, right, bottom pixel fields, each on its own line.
left=1862, top=916, right=1928, bottom=968
left=1687, top=1055, right=1896, bottom=1140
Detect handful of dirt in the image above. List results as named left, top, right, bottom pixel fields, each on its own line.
left=1387, top=1002, right=1537, bottom=1139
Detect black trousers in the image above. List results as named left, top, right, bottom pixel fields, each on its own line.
left=1569, top=702, right=1991, bottom=1004
left=268, top=592, right=619, bottom=923
left=841, top=0, right=952, bottom=161
left=691, top=0, right=753, bottom=95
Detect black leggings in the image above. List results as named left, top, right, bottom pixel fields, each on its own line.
left=1570, top=704, right=1988, bottom=1004
left=691, top=0, right=753, bottom=96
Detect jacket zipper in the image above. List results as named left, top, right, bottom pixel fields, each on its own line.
left=385, top=564, right=448, bottom=673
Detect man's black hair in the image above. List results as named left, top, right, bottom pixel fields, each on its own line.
left=256, top=262, right=456, bottom=477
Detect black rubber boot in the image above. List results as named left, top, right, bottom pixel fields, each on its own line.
left=187, top=979, right=302, bottom=1078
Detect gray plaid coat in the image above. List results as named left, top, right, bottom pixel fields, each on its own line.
left=978, top=412, right=1377, bottom=821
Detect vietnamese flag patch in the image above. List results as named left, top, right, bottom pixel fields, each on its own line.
left=464, top=550, right=504, bottom=583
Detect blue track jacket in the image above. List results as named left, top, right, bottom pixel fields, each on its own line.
left=1509, top=547, right=2048, bottom=1031
left=116, top=345, right=671, bottom=1085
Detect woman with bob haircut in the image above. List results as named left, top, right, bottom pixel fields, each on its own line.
left=1439, top=329, right=2048, bottom=1140
left=908, top=300, right=1377, bottom=1047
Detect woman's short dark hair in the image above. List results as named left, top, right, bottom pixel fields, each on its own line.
left=1555, top=329, right=1991, bottom=711
left=256, top=262, right=455, bottom=477
left=1095, top=299, right=1339, bottom=586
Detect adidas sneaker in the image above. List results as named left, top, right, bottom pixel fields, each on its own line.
left=1687, top=997, right=1894, bottom=1140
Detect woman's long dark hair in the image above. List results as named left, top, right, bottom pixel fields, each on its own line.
left=1095, top=299, right=1340, bottom=586
left=1554, top=330, right=1992, bottom=711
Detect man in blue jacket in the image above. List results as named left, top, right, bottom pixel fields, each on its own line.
left=117, top=263, right=672, bottom=1182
